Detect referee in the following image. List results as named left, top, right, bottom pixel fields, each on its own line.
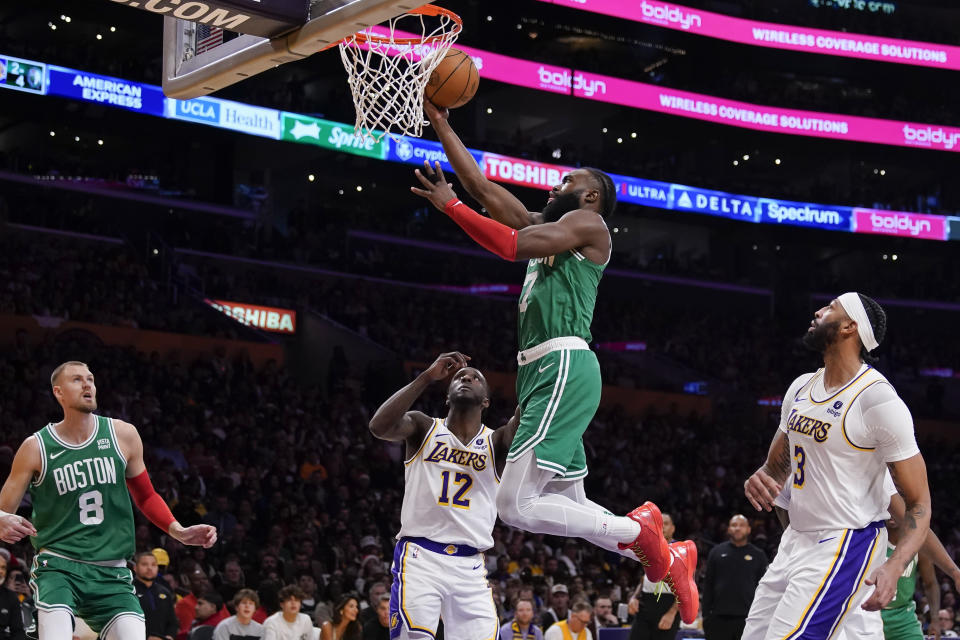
left=702, top=515, right=768, bottom=640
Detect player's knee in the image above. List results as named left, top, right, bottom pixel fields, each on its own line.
left=496, top=489, right=524, bottom=527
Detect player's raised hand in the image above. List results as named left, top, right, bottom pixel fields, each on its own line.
left=424, top=352, right=471, bottom=382
left=411, top=161, right=458, bottom=211
left=744, top=467, right=782, bottom=512
left=171, top=523, right=218, bottom=549
left=0, top=512, right=37, bottom=543
left=424, top=99, right=450, bottom=123
left=862, top=560, right=899, bottom=610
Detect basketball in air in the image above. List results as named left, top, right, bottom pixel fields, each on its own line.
left=425, top=48, right=479, bottom=109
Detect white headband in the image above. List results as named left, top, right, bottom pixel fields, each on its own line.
left=837, top=292, right=879, bottom=352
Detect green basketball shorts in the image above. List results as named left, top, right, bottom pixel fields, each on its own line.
left=881, top=605, right=924, bottom=640
left=31, top=553, right=143, bottom=633
left=509, top=338, right=601, bottom=480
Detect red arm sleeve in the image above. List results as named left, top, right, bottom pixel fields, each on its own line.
left=126, top=470, right=176, bottom=532
left=443, top=198, right=518, bottom=261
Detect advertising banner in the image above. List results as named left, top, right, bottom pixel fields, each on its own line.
left=668, top=184, right=760, bottom=223
left=757, top=199, right=852, bottom=231
left=610, top=174, right=672, bottom=209
left=48, top=66, right=163, bottom=115
left=385, top=136, right=484, bottom=172
left=480, top=154, right=574, bottom=190
left=280, top=112, right=388, bottom=159
left=852, top=209, right=948, bottom=240
left=206, top=299, right=296, bottom=333
left=541, top=0, right=960, bottom=71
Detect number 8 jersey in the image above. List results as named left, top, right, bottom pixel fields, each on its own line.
left=779, top=364, right=919, bottom=533
left=397, top=418, right=500, bottom=550
left=29, top=416, right=135, bottom=562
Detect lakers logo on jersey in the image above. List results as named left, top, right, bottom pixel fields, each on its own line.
left=423, top=441, right=488, bottom=472
left=785, top=408, right=832, bottom=443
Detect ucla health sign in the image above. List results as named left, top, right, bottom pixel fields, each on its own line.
left=169, top=97, right=279, bottom=138
left=47, top=66, right=164, bottom=116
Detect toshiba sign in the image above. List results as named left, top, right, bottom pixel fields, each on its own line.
left=206, top=299, right=296, bottom=333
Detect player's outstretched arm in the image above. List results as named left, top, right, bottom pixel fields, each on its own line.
left=0, top=438, right=40, bottom=543
left=890, top=492, right=960, bottom=585
left=918, top=553, right=942, bottom=640
left=116, top=420, right=217, bottom=548
left=491, top=406, right=521, bottom=476
left=412, top=163, right=606, bottom=261
left=744, top=430, right=790, bottom=512
left=369, top=352, right=470, bottom=451
left=424, top=101, right=535, bottom=229
left=863, top=454, right=931, bottom=611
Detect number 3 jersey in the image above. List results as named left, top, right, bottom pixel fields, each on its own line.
left=397, top=418, right=500, bottom=551
left=779, top=364, right=920, bottom=532
left=29, top=416, right=135, bottom=561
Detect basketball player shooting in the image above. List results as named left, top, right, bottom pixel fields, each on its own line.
left=409, top=102, right=698, bottom=624
left=741, top=294, right=931, bottom=640
left=369, top=351, right=519, bottom=640
left=0, top=361, right=217, bottom=640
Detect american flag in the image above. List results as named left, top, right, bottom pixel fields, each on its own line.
left=195, top=24, right=224, bottom=56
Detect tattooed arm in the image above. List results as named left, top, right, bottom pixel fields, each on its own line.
left=862, top=454, right=931, bottom=611
left=744, top=430, right=791, bottom=512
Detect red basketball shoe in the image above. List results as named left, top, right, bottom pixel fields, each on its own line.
left=617, top=501, right=671, bottom=582
left=664, top=540, right=699, bottom=624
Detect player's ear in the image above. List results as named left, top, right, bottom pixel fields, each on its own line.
left=481, top=396, right=490, bottom=410
left=583, top=188, right=599, bottom=204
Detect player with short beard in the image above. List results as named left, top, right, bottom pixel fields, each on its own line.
left=743, top=293, right=931, bottom=640
left=409, top=101, right=698, bottom=625
left=0, top=361, right=216, bottom=640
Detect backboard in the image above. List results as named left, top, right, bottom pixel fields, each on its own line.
left=162, top=0, right=429, bottom=99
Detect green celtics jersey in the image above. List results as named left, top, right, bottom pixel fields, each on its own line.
left=517, top=249, right=605, bottom=350
left=29, top=416, right=135, bottom=562
left=885, top=543, right=918, bottom=610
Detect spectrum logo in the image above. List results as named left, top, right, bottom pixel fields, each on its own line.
left=640, top=1, right=703, bottom=31
left=902, top=124, right=960, bottom=150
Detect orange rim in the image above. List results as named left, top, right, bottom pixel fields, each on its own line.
left=348, top=5, right=462, bottom=46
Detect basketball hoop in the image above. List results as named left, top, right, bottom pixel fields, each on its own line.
left=338, top=5, right=462, bottom=142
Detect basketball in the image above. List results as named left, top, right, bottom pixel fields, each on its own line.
left=425, top=48, right=479, bottom=109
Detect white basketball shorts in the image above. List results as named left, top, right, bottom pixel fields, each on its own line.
left=743, top=521, right=886, bottom=640
left=389, top=537, right=499, bottom=640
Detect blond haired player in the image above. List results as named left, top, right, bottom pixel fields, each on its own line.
left=743, top=294, right=931, bottom=639
left=0, top=361, right=216, bottom=640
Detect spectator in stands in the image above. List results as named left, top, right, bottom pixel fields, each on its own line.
left=217, top=559, right=246, bottom=607
left=134, top=551, right=178, bottom=640
left=190, top=591, right=230, bottom=640
left=319, top=595, right=360, bottom=640
left=589, top=596, right=620, bottom=637
left=176, top=567, right=214, bottom=640
left=296, top=574, right=318, bottom=615
left=499, top=598, right=543, bottom=640
left=544, top=602, right=593, bottom=640
left=357, top=582, right=388, bottom=629
left=0, top=552, right=26, bottom=640
left=939, top=609, right=958, bottom=637
left=2, top=567, right=33, bottom=640
left=203, top=496, right=238, bottom=540
left=541, top=584, right=570, bottom=631
left=360, top=595, right=391, bottom=640
left=263, top=585, right=313, bottom=640
left=702, top=515, right=769, bottom=640
left=213, top=589, right=264, bottom=640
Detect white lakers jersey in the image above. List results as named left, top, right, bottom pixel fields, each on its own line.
left=780, top=364, right=919, bottom=532
left=397, top=418, right=500, bottom=550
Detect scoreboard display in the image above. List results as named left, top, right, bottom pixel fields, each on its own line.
left=0, top=55, right=46, bottom=95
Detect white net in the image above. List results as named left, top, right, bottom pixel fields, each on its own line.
left=338, top=8, right=460, bottom=142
